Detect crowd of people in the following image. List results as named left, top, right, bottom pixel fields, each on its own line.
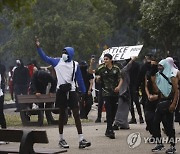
left=0, top=40, right=179, bottom=153
left=90, top=52, right=180, bottom=154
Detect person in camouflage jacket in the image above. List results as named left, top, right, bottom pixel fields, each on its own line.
left=95, top=53, right=123, bottom=139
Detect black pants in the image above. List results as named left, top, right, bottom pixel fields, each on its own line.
left=97, top=88, right=104, bottom=119
left=104, top=96, right=118, bottom=131
left=130, top=86, right=143, bottom=119
left=14, top=84, right=28, bottom=110
left=80, top=93, right=93, bottom=119
left=0, top=95, right=6, bottom=128
left=56, top=91, right=82, bottom=134
left=175, top=92, right=180, bottom=122
left=153, top=108, right=175, bottom=146
left=145, top=110, right=155, bottom=135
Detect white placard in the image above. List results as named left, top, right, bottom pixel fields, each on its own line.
left=99, top=45, right=143, bottom=64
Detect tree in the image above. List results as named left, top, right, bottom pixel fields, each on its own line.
left=0, top=0, right=36, bottom=28
left=0, top=0, right=116, bottom=66
left=139, top=0, right=180, bottom=54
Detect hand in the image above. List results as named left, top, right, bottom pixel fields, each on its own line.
left=35, top=36, right=40, bottom=48
left=49, top=93, right=53, bottom=97
left=95, top=76, right=101, bottom=82
left=79, top=93, right=86, bottom=101
left=88, top=90, right=92, bottom=95
left=35, top=93, right=41, bottom=97
left=114, top=86, right=120, bottom=93
left=169, top=103, right=176, bottom=113
left=130, top=56, right=137, bottom=61
left=148, top=94, right=158, bottom=101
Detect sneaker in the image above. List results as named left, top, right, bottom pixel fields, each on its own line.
left=59, top=139, right=69, bottom=148
left=129, top=118, right=137, bottom=124
left=95, top=118, right=101, bottom=123
left=152, top=144, right=165, bottom=152
left=112, top=124, right=119, bottom=130
left=0, top=141, right=9, bottom=145
left=105, top=130, right=115, bottom=139
left=166, top=146, right=176, bottom=154
left=79, top=139, right=91, bottom=149
left=139, top=117, right=144, bottom=124
left=32, top=103, right=39, bottom=109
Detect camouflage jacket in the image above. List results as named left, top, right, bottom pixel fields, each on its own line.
left=95, top=64, right=122, bottom=97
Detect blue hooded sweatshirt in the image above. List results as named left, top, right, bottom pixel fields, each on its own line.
left=37, top=47, right=86, bottom=93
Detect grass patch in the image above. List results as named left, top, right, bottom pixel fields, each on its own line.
left=4, top=92, right=12, bottom=101
left=5, top=114, right=22, bottom=126
left=5, top=113, right=93, bottom=127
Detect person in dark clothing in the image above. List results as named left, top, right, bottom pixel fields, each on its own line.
left=8, top=66, right=14, bottom=101
left=95, top=82, right=104, bottom=123
left=137, top=53, right=152, bottom=110
left=0, top=61, right=6, bottom=129
left=172, top=57, right=180, bottom=123
left=13, top=59, right=30, bottom=112
left=30, top=70, right=56, bottom=96
left=79, top=61, right=94, bottom=119
left=151, top=59, right=179, bottom=154
left=0, top=73, right=6, bottom=129
left=129, top=60, right=144, bottom=124
left=0, top=61, right=6, bottom=93
left=88, top=58, right=105, bottom=123
left=29, top=70, right=57, bottom=123
left=144, top=58, right=159, bottom=140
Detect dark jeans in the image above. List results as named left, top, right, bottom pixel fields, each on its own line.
left=104, top=96, right=118, bottom=131
left=0, top=95, right=6, bottom=128
left=153, top=109, right=175, bottom=146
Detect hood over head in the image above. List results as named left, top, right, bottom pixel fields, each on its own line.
left=63, top=47, right=75, bottom=62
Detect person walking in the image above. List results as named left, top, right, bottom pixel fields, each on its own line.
left=151, top=59, right=179, bottom=154
left=91, top=53, right=123, bottom=139
left=79, top=61, right=94, bottom=119
left=144, top=57, right=159, bottom=141
left=113, top=57, right=137, bottom=130
left=129, top=60, right=144, bottom=124
left=35, top=39, right=91, bottom=149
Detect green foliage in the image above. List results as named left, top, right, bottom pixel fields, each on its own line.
left=1, top=0, right=115, bottom=64
left=1, top=0, right=180, bottom=64
left=0, top=0, right=36, bottom=28
left=139, top=0, right=180, bottom=52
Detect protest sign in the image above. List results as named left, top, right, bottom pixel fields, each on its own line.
left=99, top=45, right=143, bottom=64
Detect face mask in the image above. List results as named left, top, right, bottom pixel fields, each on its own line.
left=146, top=62, right=151, bottom=70
left=62, top=54, right=68, bottom=62
left=150, top=64, right=158, bottom=76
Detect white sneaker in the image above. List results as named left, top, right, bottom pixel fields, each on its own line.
left=0, top=141, right=9, bottom=145
left=32, top=103, right=39, bottom=109
left=59, top=139, right=69, bottom=148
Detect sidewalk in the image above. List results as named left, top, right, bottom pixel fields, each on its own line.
left=3, top=103, right=180, bottom=154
